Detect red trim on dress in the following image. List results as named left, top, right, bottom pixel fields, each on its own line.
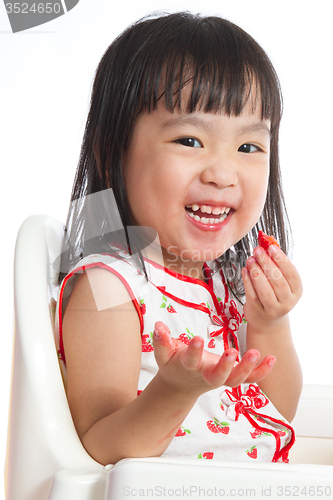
left=146, top=258, right=224, bottom=317
left=224, top=385, right=295, bottom=463
left=57, top=262, right=144, bottom=365
left=155, top=286, right=211, bottom=314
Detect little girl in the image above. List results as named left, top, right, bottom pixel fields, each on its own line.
left=55, top=12, right=303, bottom=466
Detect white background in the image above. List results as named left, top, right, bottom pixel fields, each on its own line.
left=1, top=0, right=332, bottom=497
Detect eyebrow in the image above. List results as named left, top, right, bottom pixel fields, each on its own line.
left=161, top=115, right=271, bottom=136
left=236, top=122, right=271, bottom=137
left=161, top=115, right=214, bottom=133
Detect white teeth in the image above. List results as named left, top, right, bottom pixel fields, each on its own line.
left=186, top=204, right=230, bottom=215
left=188, top=211, right=228, bottom=224
left=185, top=204, right=231, bottom=225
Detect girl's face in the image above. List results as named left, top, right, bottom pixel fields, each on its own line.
left=122, top=100, right=270, bottom=278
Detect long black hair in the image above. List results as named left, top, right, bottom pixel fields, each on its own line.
left=59, top=12, right=291, bottom=298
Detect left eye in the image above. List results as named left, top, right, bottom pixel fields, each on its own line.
left=238, top=144, right=261, bottom=153
left=175, top=137, right=202, bottom=148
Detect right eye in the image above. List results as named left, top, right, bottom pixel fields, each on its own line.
left=174, top=137, right=202, bottom=148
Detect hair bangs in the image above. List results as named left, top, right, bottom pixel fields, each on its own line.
left=137, top=15, right=282, bottom=129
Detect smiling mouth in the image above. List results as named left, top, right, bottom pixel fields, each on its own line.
left=185, top=204, right=231, bottom=225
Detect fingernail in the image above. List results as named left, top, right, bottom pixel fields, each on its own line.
left=268, top=244, right=278, bottom=256
left=225, top=349, right=238, bottom=360
left=254, top=246, right=264, bottom=256
left=246, top=350, right=259, bottom=363
left=153, top=328, right=161, bottom=339
left=154, top=321, right=163, bottom=339
left=267, top=356, right=276, bottom=367
left=192, top=337, right=203, bottom=349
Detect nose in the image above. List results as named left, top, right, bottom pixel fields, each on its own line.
left=199, top=153, right=238, bottom=189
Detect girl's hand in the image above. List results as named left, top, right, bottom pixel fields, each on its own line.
left=153, top=321, right=275, bottom=396
left=242, top=243, right=302, bottom=331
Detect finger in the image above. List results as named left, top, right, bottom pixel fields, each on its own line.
left=245, top=256, right=279, bottom=306
left=182, top=336, right=204, bottom=370
left=242, top=266, right=262, bottom=305
left=266, top=244, right=303, bottom=296
left=203, top=348, right=239, bottom=386
left=253, top=246, right=301, bottom=304
left=223, top=349, right=261, bottom=387
left=153, top=321, right=175, bottom=366
left=252, top=247, right=290, bottom=302
left=244, top=355, right=276, bottom=383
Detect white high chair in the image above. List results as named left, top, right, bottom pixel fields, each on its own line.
left=5, top=215, right=333, bottom=500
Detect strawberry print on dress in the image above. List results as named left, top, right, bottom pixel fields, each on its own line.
left=141, top=332, right=154, bottom=352
left=160, top=294, right=177, bottom=313
left=140, top=299, right=146, bottom=315
left=175, top=426, right=191, bottom=437
left=247, top=446, right=257, bottom=459
left=55, top=251, right=295, bottom=464
left=206, top=418, right=230, bottom=434
left=198, top=452, right=214, bottom=459
left=177, top=328, right=194, bottom=345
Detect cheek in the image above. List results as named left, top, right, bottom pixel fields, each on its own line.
left=243, top=168, right=269, bottom=220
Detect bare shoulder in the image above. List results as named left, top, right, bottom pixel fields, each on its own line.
left=62, top=267, right=142, bottom=437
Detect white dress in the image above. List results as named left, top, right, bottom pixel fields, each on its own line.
left=55, top=251, right=295, bottom=463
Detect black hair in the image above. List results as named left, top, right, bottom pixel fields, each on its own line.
left=59, top=11, right=291, bottom=299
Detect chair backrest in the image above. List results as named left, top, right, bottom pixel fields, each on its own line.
left=5, top=215, right=102, bottom=500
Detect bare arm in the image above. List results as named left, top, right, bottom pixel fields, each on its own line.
left=63, top=267, right=276, bottom=465
left=242, top=243, right=303, bottom=422
left=63, top=268, right=193, bottom=464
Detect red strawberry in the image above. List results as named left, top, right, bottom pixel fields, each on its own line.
left=140, top=300, right=146, bottom=315
left=202, top=452, right=214, bottom=459
left=208, top=338, right=215, bottom=348
left=178, top=329, right=194, bottom=345
left=206, top=418, right=229, bottom=434
left=167, top=305, right=176, bottom=313
left=178, top=333, right=190, bottom=345
left=250, top=429, right=263, bottom=439
left=247, top=446, right=257, bottom=459
left=175, top=426, right=191, bottom=437
left=258, top=230, right=279, bottom=251
left=206, top=420, right=222, bottom=433
left=141, top=333, right=154, bottom=352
